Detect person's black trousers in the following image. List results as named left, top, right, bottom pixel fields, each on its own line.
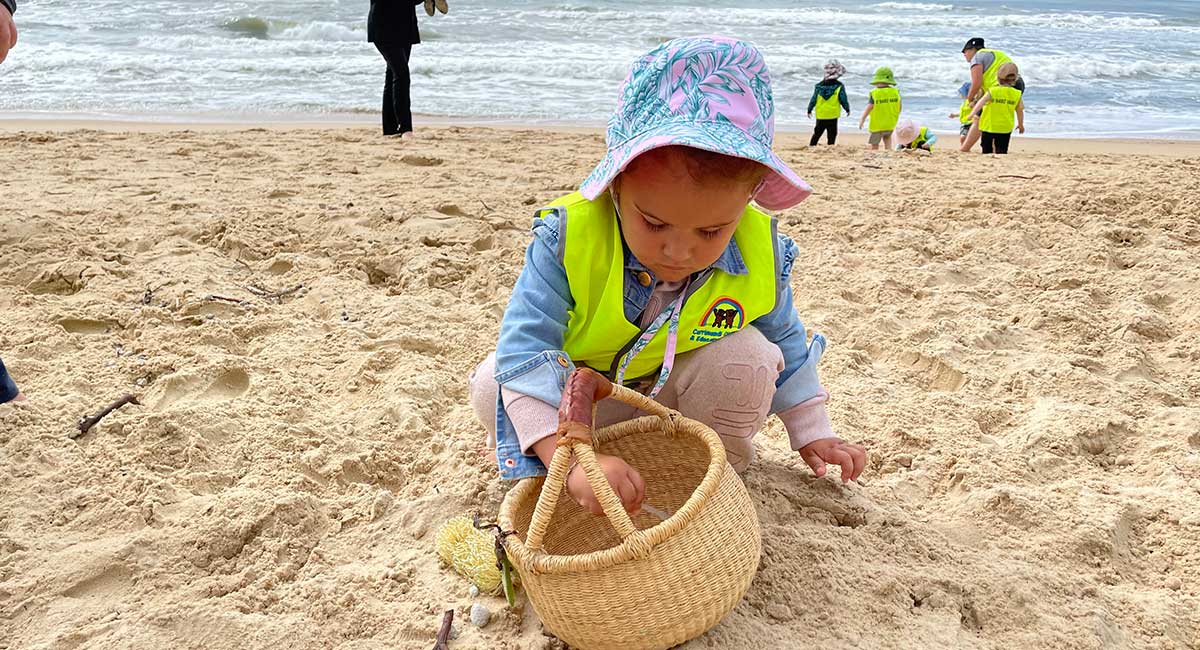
left=374, top=41, right=414, bottom=135
left=810, top=118, right=838, bottom=145
left=981, top=131, right=1012, bottom=154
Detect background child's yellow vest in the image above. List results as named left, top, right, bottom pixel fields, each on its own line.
left=959, top=99, right=973, bottom=125
left=814, top=88, right=842, bottom=120
left=541, top=192, right=777, bottom=381
left=981, top=86, right=1022, bottom=133
left=869, top=86, right=901, bottom=132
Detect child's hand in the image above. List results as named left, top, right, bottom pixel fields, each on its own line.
left=567, top=453, right=645, bottom=515
left=798, top=438, right=867, bottom=483
left=807, top=112, right=812, bottom=119
left=948, top=112, right=956, bottom=119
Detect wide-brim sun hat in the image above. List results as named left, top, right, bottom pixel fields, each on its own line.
left=894, top=119, right=918, bottom=145
left=957, top=81, right=971, bottom=97
left=579, top=35, right=812, bottom=211
left=870, top=66, right=896, bottom=86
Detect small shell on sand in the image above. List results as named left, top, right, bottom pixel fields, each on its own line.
left=470, top=603, right=491, bottom=628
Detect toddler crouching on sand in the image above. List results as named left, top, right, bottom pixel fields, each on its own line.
left=470, top=36, right=867, bottom=514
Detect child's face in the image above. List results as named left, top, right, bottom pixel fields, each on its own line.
left=612, top=155, right=750, bottom=283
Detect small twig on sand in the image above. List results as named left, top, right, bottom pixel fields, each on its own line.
left=999, top=174, right=1038, bottom=180
left=245, top=284, right=304, bottom=301
left=262, top=284, right=304, bottom=301
left=73, top=394, right=140, bottom=438
left=861, top=164, right=883, bottom=169
left=206, top=295, right=246, bottom=304
left=478, top=198, right=494, bottom=213
left=432, top=609, right=454, bottom=650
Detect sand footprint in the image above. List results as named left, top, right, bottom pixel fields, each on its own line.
left=435, top=203, right=471, bottom=217
left=154, top=367, right=251, bottom=410
left=399, top=154, right=444, bottom=167
left=58, top=318, right=116, bottom=335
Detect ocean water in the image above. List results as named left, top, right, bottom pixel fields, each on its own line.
left=2, top=0, right=1199, bottom=138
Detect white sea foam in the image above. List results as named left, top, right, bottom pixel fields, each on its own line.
left=871, top=2, right=956, bottom=11
left=0, top=0, right=1196, bottom=138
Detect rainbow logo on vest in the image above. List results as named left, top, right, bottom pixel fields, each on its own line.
left=700, top=297, right=745, bottom=329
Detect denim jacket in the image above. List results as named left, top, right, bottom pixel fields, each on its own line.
left=492, top=210, right=826, bottom=481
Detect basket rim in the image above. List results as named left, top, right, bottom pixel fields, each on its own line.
left=499, top=411, right=731, bottom=575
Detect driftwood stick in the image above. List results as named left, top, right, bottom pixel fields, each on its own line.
left=263, top=284, right=304, bottom=300
left=432, top=609, right=454, bottom=650
left=74, top=393, right=140, bottom=438
left=206, top=294, right=245, bottom=304
left=999, top=174, right=1038, bottom=180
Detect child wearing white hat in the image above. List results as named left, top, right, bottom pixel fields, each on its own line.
left=894, top=119, right=936, bottom=152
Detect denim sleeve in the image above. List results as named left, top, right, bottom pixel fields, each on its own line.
left=0, top=357, right=19, bottom=403
left=493, top=214, right=575, bottom=406
left=750, top=234, right=826, bottom=415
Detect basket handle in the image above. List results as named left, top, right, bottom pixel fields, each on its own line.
left=524, top=368, right=665, bottom=551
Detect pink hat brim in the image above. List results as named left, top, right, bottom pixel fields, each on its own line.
left=579, top=122, right=812, bottom=211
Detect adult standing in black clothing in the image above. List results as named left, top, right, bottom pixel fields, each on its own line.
left=368, top=0, right=445, bottom=137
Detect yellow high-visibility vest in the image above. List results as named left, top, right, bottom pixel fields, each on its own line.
left=869, top=86, right=901, bottom=132
left=981, top=86, right=1022, bottom=134
left=538, top=192, right=778, bottom=380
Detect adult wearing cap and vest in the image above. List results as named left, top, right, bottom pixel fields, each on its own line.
left=1, top=0, right=18, bottom=65
left=960, top=37, right=1023, bottom=151
left=367, top=0, right=447, bottom=137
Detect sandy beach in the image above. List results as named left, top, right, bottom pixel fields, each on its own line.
left=1, top=123, right=1198, bottom=649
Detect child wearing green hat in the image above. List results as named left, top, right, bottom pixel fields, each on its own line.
left=858, top=67, right=901, bottom=150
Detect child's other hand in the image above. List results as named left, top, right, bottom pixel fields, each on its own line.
left=948, top=112, right=956, bottom=119
left=798, top=438, right=867, bottom=483
left=806, top=112, right=812, bottom=119
left=567, top=453, right=645, bottom=515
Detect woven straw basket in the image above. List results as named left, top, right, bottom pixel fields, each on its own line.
left=499, top=368, right=762, bottom=650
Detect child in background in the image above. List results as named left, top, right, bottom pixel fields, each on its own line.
left=967, top=62, right=1024, bottom=154
left=858, top=67, right=901, bottom=150
left=950, top=81, right=973, bottom=146
left=893, top=119, right=936, bottom=151
left=807, top=60, right=850, bottom=146
left=470, top=36, right=867, bottom=515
